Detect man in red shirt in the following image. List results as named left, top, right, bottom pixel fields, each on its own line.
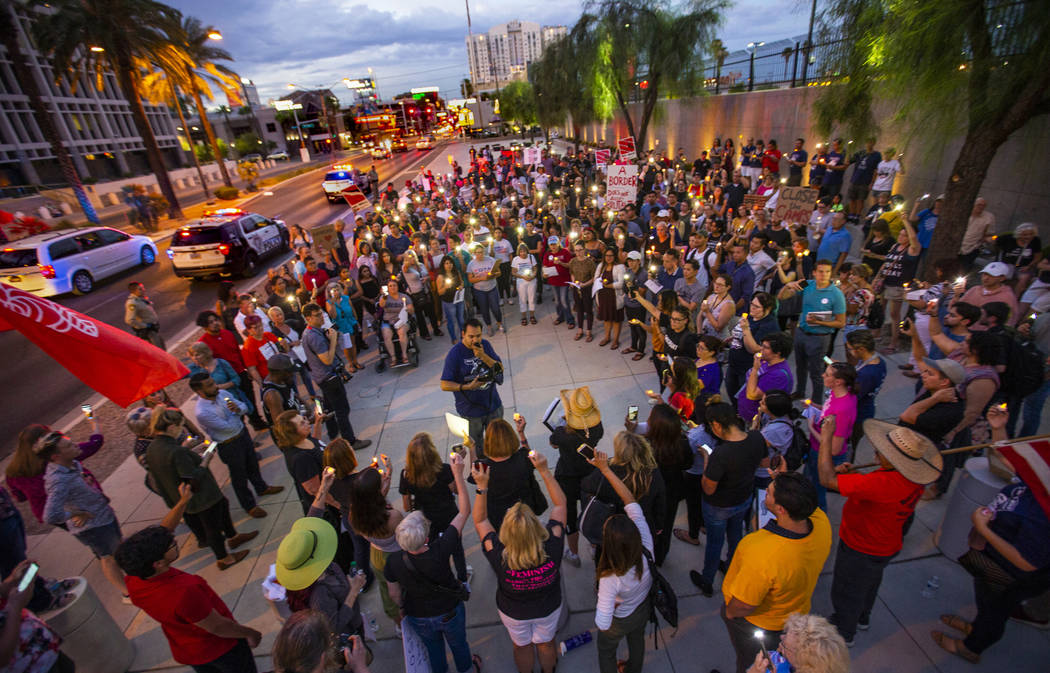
left=116, top=486, right=262, bottom=672
left=196, top=310, right=268, bottom=430
left=762, top=140, right=783, bottom=176
left=300, top=256, right=330, bottom=307
left=542, top=236, right=574, bottom=328
left=240, top=315, right=283, bottom=386
left=816, top=417, right=943, bottom=646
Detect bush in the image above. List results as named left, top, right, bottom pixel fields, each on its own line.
left=148, top=194, right=169, bottom=215
left=214, top=186, right=239, bottom=200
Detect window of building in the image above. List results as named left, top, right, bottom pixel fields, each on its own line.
left=266, top=122, right=276, bottom=133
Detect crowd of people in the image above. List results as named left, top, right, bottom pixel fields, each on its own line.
left=2, top=137, right=1049, bottom=673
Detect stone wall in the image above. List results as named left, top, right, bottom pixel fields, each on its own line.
left=561, top=87, right=1050, bottom=238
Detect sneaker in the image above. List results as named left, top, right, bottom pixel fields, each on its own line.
left=564, top=550, right=582, bottom=567
left=843, top=635, right=855, bottom=648
left=1011, top=605, right=1050, bottom=630
left=858, top=615, right=870, bottom=631
left=352, top=439, right=373, bottom=451
left=689, top=570, right=713, bottom=597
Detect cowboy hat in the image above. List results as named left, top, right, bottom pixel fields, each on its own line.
left=275, top=517, right=338, bottom=590
left=560, top=386, right=601, bottom=430
left=863, top=419, right=943, bottom=485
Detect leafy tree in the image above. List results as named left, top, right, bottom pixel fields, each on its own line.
left=576, top=0, right=727, bottom=150
left=498, top=81, right=537, bottom=130
left=0, top=5, right=98, bottom=223
left=781, top=46, right=794, bottom=79
left=460, top=78, right=475, bottom=98
left=530, top=29, right=599, bottom=147
left=814, top=0, right=1050, bottom=266
left=233, top=132, right=262, bottom=157
left=711, top=37, right=729, bottom=93
left=34, top=0, right=185, bottom=218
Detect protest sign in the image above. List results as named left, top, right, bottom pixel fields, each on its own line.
left=523, top=147, right=542, bottom=165
left=606, top=163, right=638, bottom=211
left=617, top=136, right=637, bottom=162
left=772, top=187, right=819, bottom=224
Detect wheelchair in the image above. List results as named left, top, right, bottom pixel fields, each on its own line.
left=373, top=310, right=420, bottom=373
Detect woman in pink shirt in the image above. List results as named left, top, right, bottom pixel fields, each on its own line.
left=806, top=362, right=858, bottom=511
left=5, top=421, right=103, bottom=524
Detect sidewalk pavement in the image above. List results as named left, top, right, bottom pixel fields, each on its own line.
left=21, top=141, right=1050, bottom=673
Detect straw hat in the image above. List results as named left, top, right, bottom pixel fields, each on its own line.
left=560, top=386, right=601, bottom=430
left=863, top=419, right=943, bottom=485
left=275, top=517, right=338, bottom=591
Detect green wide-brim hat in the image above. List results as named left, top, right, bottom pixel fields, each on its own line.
left=275, top=516, right=338, bottom=591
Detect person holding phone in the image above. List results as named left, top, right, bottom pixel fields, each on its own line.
left=0, top=560, right=74, bottom=673
left=548, top=387, right=604, bottom=567
left=271, top=610, right=373, bottom=673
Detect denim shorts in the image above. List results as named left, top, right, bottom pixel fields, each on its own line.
left=74, top=520, right=123, bottom=558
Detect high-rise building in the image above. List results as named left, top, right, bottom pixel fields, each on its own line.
left=466, top=20, right=567, bottom=90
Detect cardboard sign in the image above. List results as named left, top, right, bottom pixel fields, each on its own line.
left=605, top=163, right=638, bottom=211
left=341, top=185, right=370, bottom=210
left=772, top=186, right=819, bottom=224
left=742, top=194, right=770, bottom=211
left=310, top=222, right=340, bottom=252
left=617, top=136, right=637, bottom=162
left=523, top=147, right=542, bottom=165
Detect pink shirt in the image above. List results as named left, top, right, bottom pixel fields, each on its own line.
left=809, top=392, right=857, bottom=456
left=959, top=285, right=1020, bottom=328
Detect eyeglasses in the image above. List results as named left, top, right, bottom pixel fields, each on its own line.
left=670, top=316, right=687, bottom=322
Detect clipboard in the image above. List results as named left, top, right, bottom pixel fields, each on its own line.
left=542, top=397, right=563, bottom=433
left=645, top=279, right=663, bottom=295
left=445, top=412, right=470, bottom=439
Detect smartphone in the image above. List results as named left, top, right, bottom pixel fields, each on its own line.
left=753, top=630, right=771, bottom=664
left=823, top=356, right=834, bottom=365
left=797, top=279, right=809, bottom=289
left=202, top=441, right=218, bottom=459
left=701, top=443, right=713, bottom=456
left=627, top=405, right=639, bottom=422
left=472, top=460, right=483, bottom=472
left=17, top=563, right=39, bottom=593
left=577, top=443, right=596, bottom=460
left=81, top=403, right=92, bottom=417
left=314, top=398, right=324, bottom=416
left=449, top=443, right=467, bottom=457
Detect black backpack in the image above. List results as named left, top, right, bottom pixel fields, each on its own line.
left=770, top=418, right=809, bottom=471
left=641, top=547, right=678, bottom=648
left=1001, top=329, right=1045, bottom=398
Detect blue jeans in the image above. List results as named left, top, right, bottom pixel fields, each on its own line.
left=1021, top=379, right=1050, bottom=437
left=474, top=287, right=503, bottom=326
left=805, top=450, right=847, bottom=512
left=403, top=602, right=473, bottom=673
left=442, top=301, right=465, bottom=344
left=701, top=498, right=752, bottom=584
left=552, top=284, right=573, bottom=324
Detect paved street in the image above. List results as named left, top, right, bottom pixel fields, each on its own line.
left=16, top=140, right=1050, bottom=673
left=0, top=145, right=438, bottom=458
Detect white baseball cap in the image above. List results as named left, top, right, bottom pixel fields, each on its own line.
left=626, top=250, right=642, bottom=261
left=980, top=261, right=1013, bottom=279
left=657, top=209, right=671, bottom=218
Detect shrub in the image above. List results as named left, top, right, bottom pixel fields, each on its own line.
left=214, top=186, right=239, bottom=200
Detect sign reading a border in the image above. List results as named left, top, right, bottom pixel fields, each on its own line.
left=605, top=163, right=638, bottom=211
left=617, top=136, right=637, bottom=162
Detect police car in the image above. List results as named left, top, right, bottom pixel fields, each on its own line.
left=168, top=209, right=289, bottom=279
left=322, top=165, right=355, bottom=203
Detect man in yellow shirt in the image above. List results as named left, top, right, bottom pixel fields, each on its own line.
left=719, top=471, right=832, bottom=673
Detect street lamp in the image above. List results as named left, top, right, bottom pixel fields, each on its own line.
left=207, top=29, right=223, bottom=40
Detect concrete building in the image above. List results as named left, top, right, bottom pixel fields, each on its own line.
left=465, top=20, right=567, bottom=90
left=179, top=105, right=288, bottom=157
left=0, top=6, right=184, bottom=189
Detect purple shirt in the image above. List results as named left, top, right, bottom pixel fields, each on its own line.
left=735, top=361, right=794, bottom=423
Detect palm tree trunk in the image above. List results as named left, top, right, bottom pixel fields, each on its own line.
left=187, top=67, right=232, bottom=187
left=1, top=6, right=99, bottom=224
left=113, top=49, right=182, bottom=219
left=170, top=81, right=210, bottom=202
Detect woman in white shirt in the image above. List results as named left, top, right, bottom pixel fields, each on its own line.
left=589, top=448, right=653, bottom=673
left=511, top=243, right=538, bottom=325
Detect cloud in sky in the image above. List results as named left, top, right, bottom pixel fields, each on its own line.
left=165, top=0, right=813, bottom=106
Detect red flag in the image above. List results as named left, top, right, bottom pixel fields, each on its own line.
left=0, top=283, right=189, bottom=407
left=341, top=185, right=371, bottom=210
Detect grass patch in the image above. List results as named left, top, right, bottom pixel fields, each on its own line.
left=259, top=164, right=322, bottom=188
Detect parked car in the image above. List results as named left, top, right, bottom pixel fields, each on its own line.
left=267, top=151, right=290, bottom=161
left=168, top=208, right=288, bottom=279
left=240, top=153, right=263, bottom=163
left=0, top=227, right=158, bottom=296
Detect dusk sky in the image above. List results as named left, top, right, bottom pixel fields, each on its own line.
left=164, top=0, right=816, bottom=106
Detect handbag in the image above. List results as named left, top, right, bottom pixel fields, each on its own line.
left=641, top=547, right=679, bottom=644
left=866, top=295, right=885, bottom=329
left=401, top=552, right=471, bottom=603
left=578, top=495, right=614, bottom=545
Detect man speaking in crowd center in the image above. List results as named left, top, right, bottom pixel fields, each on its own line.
left=440, top=318, right=504, bottom=458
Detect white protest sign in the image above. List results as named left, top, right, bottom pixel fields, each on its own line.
left=605, top=163, right=638, bottom=211
left=401, top=621, right=433, bottom=673
left=523, top=147, right=542, bottom=165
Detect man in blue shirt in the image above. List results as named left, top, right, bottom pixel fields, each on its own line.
left=657, top=249, right=684, bottom=291
left=910, top=195, right=942, bottom=262
left=440, top=318, right=504, bottom=459
left=383, top=223, right=412, bottom=262
left=819, top=138, right=848, bottom=199
left=816, top=212, right=853, bottom=275
left=777, top=260, right=847, bottom=404
left=847, top=140, right=882, bottom=218
left=786, top=138, right=808, bottom=187
left=719, top=242, right=756, bottom=314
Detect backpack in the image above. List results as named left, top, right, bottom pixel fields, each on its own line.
left=641, top=547, right=678, bottom=648
left=1002, top=330, right=1045, bottom=398
left=770, top=418, right=809, bottom=471
left=579, top=495, right=614, bottom=545
left=866, top=295, right=885, bottom=329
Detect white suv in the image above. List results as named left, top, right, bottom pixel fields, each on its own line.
left=0, top=227, right=158, bottom=296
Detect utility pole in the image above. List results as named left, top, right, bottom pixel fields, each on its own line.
left=801, top=0, right=817, bottom=85
left=465, top=0, right=484, bottom=130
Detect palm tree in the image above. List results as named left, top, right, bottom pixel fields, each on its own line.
left=33, top=0, right=184, bottom=219
left=460, top=78, right=474, bottom=98
left=782, top=46, right=794, bottom=80
left=711, top=38, right=729, bottom=94
left=1, top=5, right=99, bottom=224
left=165, top=16, right=239, bottom=188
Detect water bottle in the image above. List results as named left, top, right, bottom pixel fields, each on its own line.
left=559, top=630, right=593, bottom=655
left=361, top=609, right=379, bottom=642
left=921, top=575, right=941, bottom=599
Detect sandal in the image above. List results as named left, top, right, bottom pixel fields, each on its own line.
left=940, top=614, right=973, bottom=636
left=610, top=342, right=620, bottom=350
left=598, top=337, right=610, bottom=346
left=586, top=334, right=594, bottom=343
left=632, top=352, right=646, bottom=361
left=673, top=528, right=701, bottom=546
left=521, top=318, right=528, bottom=326
left=931, top=631, right=980, bottom=663
left=530, top=316, right=537, bottom=324
left=621, top=347, right=636, bottom=354
left=574, top=331, right=584, bottom=341
left=472, top=653, right=483, bottom=673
